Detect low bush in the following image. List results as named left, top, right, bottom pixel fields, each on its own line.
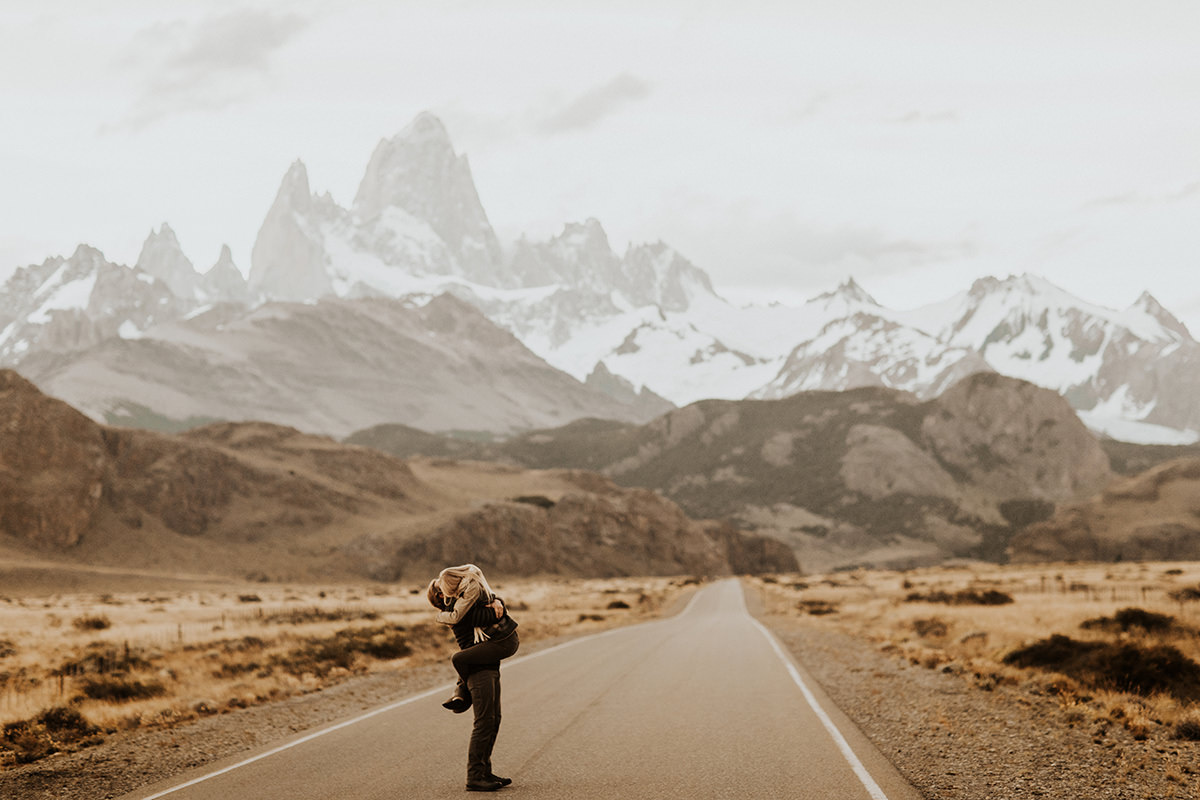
left=912, top=618, right=948, bottom=638
left=77, top=675, right=167, bottom=703
left=212, top=661, right=266, bottom=679
left=1081, top=607, right=1178, bottom=634
left=797, top=600, right=838, bottom=616
left=71, top=614, right=112, bottom=631
left=905, top=589, right=1014, bottom=606
left=0, top=707, right=100, bottom=765
left=1169, top=585, right=1200, bottom=602
left=261, top=607, right=379, bottom=625
left=273, top=626, right=411, bottom=677
left=1175, top=717, right=1200, bottom=741
left=1003, top=634, right=1200, bottom=701
left=606, top=600, right=631, bottom=610
left=54, top=644, right=151, bottom=677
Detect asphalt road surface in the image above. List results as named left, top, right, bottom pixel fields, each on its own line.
left=125, top=579, right=922, bottom=800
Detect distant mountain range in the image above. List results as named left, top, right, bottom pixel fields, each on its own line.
left=1, top=112, right=1197, bottom=444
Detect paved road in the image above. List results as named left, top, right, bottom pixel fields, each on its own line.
left=125, top=580, right=922, bottom=800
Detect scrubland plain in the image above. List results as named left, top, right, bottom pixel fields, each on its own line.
left=758, top=561, right=1200, bottom=743
left=0, top=568, right=690, bottom=769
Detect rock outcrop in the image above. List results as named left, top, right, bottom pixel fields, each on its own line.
left=0, top=371, right=107, bottom=547
left=1010, top=458, right=1200, bottom=563
left=390, top=472, right=797, bottom=580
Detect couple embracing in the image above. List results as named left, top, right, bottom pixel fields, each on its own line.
left=427, top=564, right=520, bottom=792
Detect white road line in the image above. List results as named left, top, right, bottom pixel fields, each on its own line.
left=748, top=613, right=891, bottom=800
left=138, top=683, right=446, bottom=800
left=137, top=585, right=706, bottom=799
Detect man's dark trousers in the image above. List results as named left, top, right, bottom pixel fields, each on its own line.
left=466, top=668, right=502, bottom=782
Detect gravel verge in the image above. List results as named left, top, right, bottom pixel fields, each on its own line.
left=764, top=615, right=1200, bottom=800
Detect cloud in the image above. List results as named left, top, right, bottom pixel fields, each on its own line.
left=888, top=109, right=959, bottom=124
left=536, top=73, right=652, bottom=134
left=112, top=9, right=308, bottom=130
left=777, top=222, right=977, bottom=277
left=1081, top=179, right=1200, bottom=210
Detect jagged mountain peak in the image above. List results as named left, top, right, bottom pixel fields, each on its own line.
left=809, top=276, right=878, bottom=307
left=620, top=242, right=717, bottom=310
left=560, top=218, right=611, bottom=247
left=398, top=110, right=453, bottom=145
left=203, top=245, right=248, bottom=303
left=1131, top=290, right=1192, bottom=339
left=351, top=112, right=501, bottom=279
left=967, top=272, right=1071, bottom=302
left=274, top=159, right=314, bottom=213
left=68, top=243, right=108, bottom=269
left=135, top=221, right=199, bottom=300
left=212, top=244, right=235, bottom=270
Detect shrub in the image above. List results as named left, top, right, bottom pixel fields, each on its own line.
left=1175, top=718, right=1200, bottom=741
left=1081, top=607, right=1177, bottom=634
left=0, top=707, right=100, bottom=765
left=261, top=607, right=378, bottom=625
left=273, top=626, right=411, bottom=677
left=54, top=644, right=150, bottom=677
left=0, top=639, right=15, bottom=658
left=512, top=495, right=555, bottom=509
left=77, top=675, right=167, bottom=703
left=797, top=600, right=838, bottom=616
left=37, top=707, right=97, bottom=739
left=1003, top=634, right=1200, bottom=701
left=1169, top=585, right=1200, bottom=602
left=72, top=615, right=112, bottom=631
left=912, top=618, right=948, bottom=638
left=606, top=600, right=631, bottom=610
left=905, top=589, right=1014, bottom=606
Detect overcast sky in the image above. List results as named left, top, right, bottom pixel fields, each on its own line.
left=3, top=0, right=1198, bottom=329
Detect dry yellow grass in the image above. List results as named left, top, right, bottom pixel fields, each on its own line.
left=0, top=574, right=691, bottom=767
left=755, top=561, right=1200, bottom=740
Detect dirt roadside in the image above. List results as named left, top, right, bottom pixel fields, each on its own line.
left=757, top=596, right=1200, bottom=800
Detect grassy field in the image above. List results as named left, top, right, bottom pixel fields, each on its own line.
left=0, top=574, right=692, bottom=768
left=756, top=561, right=1200, bottom=742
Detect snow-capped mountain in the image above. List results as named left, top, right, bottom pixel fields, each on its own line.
left=248, top=113, right=509, bottom=302
left=205, top=244, right=250, bottom=305
left=1, top=111, right=1197, bottom=444
left=135, top=223, right=250, bottom=306
left=894, top=275, right=1200, bottom=440
left=0, top=244, right=184, bottom=362
left=135, top=223, right=202, bottom=300
left=353, top=112, right=502, bottom=281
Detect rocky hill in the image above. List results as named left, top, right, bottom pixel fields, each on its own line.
left=15, top=292, right=671, bottom=437
left=351, top=373, right=1112, bottom=570
left=0, top=370, right=791, bottom=580
left=1009, top=458, right=1200, bottom=563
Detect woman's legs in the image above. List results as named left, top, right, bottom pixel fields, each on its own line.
left=450, top=633, right=519, bottom=687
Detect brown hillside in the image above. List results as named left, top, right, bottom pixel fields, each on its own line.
left=0, top=370, right=107, bottom=547
left=0, top=370, right=792, bottom=581
left=351, top=373, right=1112, bottom=570
left=1009, top=458, right=1200, bottom=562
